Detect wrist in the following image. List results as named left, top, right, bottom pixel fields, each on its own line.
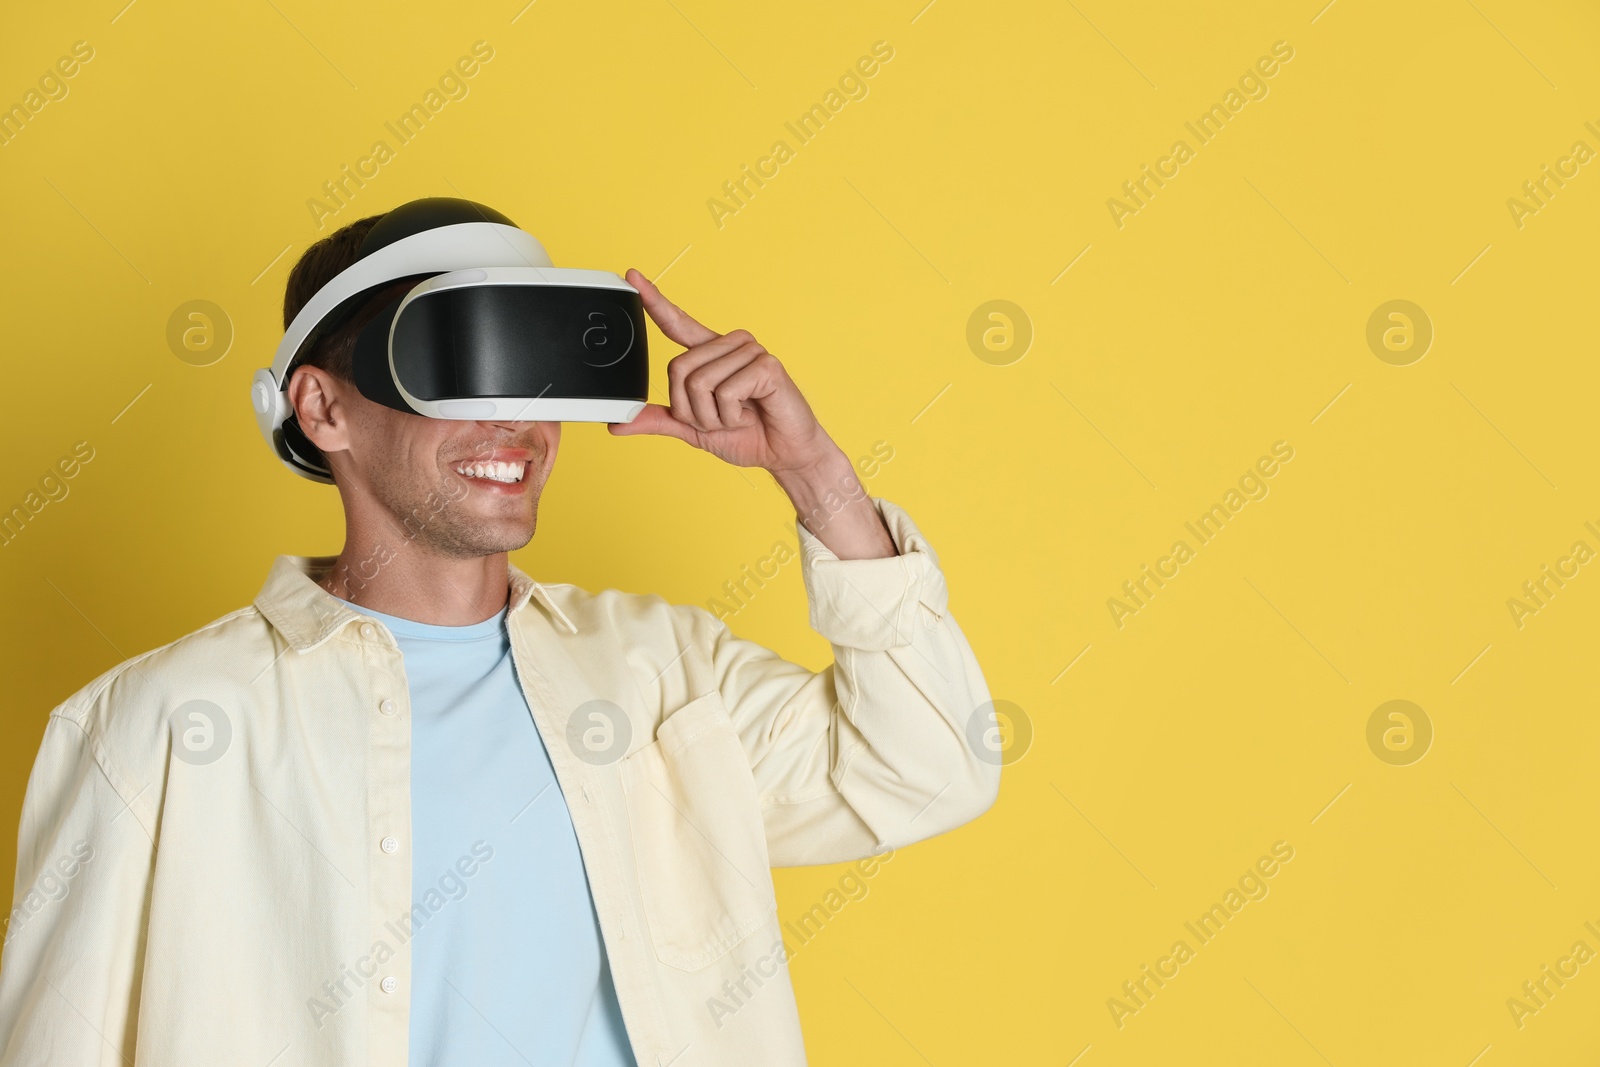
left=770, top=444, right=854, bottom=509
left=773, top=447, right=893, bottom=559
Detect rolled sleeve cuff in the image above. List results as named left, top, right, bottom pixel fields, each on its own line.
left=797, top=496, right=950, bottom=650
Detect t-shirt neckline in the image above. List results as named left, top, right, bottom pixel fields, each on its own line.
left=344, top=601, right=508, bottom=642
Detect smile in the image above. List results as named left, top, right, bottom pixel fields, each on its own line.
left=451, top=460, right=526, bottom=484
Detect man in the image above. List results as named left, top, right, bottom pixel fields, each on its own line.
left=0, top=199, right=999, bottom=1066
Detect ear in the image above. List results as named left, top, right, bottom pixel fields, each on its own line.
left=286, top=365, right=353, bottom=456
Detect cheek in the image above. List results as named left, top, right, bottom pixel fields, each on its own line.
left=380, top=432, right=446, bottom=494
left=536, top=429, right=560, bottom=477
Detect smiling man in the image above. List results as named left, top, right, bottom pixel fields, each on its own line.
left=0, top=198, right=999, bottom=1067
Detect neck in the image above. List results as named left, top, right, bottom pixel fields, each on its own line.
left=319, top=535, right=511, bottom=626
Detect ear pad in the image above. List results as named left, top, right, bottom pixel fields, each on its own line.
left=279, top=414, right=329, bottom=480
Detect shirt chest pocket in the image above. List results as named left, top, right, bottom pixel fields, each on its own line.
left=619, top=689, right=778, bottom=970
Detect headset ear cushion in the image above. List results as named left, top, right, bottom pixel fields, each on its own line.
left=279, top=414, right=329, bottom=479
left=352, top=294, right=416, bottom=415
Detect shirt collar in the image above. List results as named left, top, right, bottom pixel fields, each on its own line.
left=253, top=554, right=579, bottom=653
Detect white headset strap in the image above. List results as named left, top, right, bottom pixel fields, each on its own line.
left=268, top=221, right=552, bottom=389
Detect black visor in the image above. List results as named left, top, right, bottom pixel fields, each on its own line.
left=353, top=276, right=649, bottom=419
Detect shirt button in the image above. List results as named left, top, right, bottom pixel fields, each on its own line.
left=379, top=699, right=397, bottom=716
left=381, top=836, right=399, bottom=854
left=360, top=623, right=377, bottom=640
left=380, top=976, right=397, bottom=994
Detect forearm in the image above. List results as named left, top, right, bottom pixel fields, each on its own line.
left=769, top=444, right=896, bottom=561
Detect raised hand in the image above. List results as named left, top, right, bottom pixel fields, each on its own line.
left=608, top=269, right=837, bottom=477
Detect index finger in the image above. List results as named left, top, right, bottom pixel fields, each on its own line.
left=626, top=268, right=719, bottom=348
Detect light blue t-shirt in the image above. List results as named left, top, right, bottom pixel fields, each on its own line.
left=347, top=600, right=637, bottom=1067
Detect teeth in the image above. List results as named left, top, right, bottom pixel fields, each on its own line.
left=453, top=460, right=525, bottom=484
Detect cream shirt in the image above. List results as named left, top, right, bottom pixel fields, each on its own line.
left=0, top=495, right=998, bottom=1066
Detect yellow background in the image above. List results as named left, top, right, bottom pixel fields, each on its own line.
left=3, top=0, right=1598, bottom=1063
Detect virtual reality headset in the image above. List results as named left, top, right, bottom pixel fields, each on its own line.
left=251, top=196, right=649, bottom=484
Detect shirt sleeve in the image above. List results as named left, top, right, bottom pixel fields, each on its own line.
left=0, top=708, right=155, bottom=1066
left=702, top=495, right=1000, bottom=867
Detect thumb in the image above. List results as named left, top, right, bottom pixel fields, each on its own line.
left=607, top=403, right=699, bottom=445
